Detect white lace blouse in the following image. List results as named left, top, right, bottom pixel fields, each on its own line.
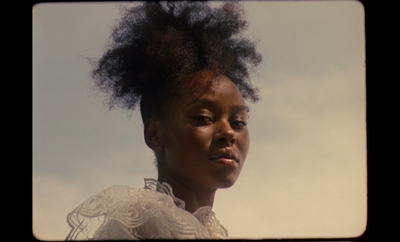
left=66, top=178, right=228, bottom=240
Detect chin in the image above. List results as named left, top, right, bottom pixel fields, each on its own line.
left=214, top=175, right=240, bottom=189
left=208, top=167, right=242, bottom=189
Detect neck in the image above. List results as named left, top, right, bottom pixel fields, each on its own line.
left=157, top=173, right=217, bottom=214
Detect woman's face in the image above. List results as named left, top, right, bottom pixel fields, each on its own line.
left=157, top=71, right=250, bottom=190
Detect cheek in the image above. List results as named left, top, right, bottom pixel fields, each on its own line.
left=239, top=130, right=250, bottom=161
left=180, top=126, right=213, bottom=150
left=165, top=124, right=213, bottom=158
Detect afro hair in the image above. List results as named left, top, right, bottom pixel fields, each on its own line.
left=91, top=1, right=262, bottom=122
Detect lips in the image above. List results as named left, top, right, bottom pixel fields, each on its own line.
left=209, top=148, right=239, bottom=167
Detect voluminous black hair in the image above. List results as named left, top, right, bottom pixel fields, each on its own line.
left=91, top=1, right=262, bottom=123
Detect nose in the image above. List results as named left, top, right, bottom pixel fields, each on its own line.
left=215, top=120, right=236, bottom=146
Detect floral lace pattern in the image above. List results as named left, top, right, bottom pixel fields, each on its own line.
left=66, top=178, right=228, bottom=240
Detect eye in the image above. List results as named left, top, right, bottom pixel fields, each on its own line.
left=231, top=120, right=247, bottom=129
left=193, top=115, right=213, bottom=123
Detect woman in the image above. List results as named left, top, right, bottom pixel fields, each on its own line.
left=66, top=1, right=261, bottom=240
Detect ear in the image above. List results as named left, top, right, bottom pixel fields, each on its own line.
left=144, top=119, right=163, bottom=151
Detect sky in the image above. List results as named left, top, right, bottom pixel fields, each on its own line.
left=32, top=1, right=366, bottom=240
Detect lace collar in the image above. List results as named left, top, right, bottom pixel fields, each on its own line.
left=143, top=178, right=214, bottom=224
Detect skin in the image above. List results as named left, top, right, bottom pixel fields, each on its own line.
left=144, top=69, right=250, bottom=213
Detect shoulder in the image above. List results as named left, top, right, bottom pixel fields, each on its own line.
left=68, top=184, right=179, bottom=220
left=91, top=185, right=211, bottom=239
left=66, top=183, right=226, bottom=240
left=66, top=185, right=200, bottom=240
left=96, top=186, right=214, bottom=239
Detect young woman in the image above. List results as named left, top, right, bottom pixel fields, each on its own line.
left=66, top=2, right=261, bottom=239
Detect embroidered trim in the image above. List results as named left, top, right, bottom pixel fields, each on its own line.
left=65, top=178, right=228, bottom=240
left=143, top=178, right=186, bottom=209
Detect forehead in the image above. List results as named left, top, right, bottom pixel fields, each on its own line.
left=160, top=71, right=247, bottom=121
left=177, top=69, right=220, bottom=98
left=180, top=69, right=243, bottom=95
left=175, top=70, right=245, bottom=106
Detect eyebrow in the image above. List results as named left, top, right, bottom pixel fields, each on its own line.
left=186, top=98, right=214, bottom=107
left=186, top=98, right=249, bottom=112
left=232, top=105, right=249, bottom=113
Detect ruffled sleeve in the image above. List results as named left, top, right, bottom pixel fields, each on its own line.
left=66, top=185, right=146, bottom=240
left=66, top=180, right=228, bottom=240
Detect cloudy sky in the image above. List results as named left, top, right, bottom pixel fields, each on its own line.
left=33, top=1, right=366, bottom=240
